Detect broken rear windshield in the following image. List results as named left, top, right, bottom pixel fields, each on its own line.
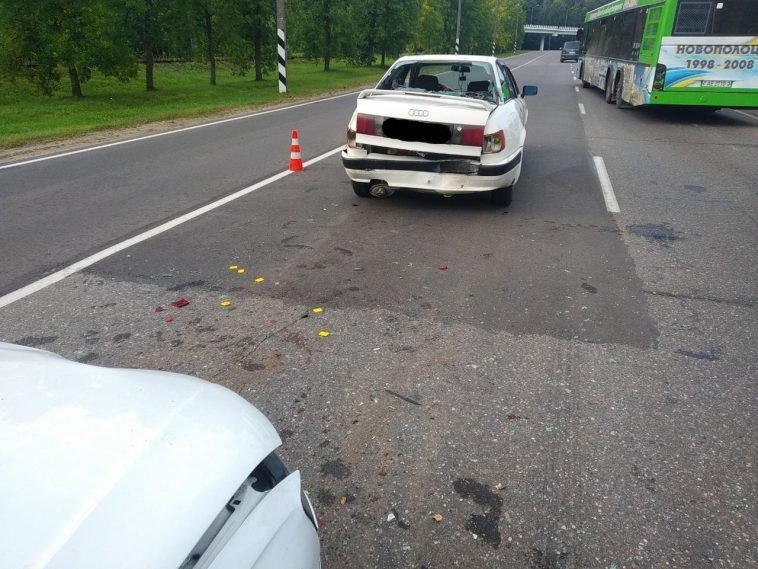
left=377, top=61, right=499, bottom=103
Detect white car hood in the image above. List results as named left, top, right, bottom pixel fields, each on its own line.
left=0, top=343, right=281, bottom=569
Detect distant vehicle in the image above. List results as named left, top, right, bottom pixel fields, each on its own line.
left=342, top=54, right=538, bottom=206
left=578, top=0, right=758, bottom=109
left=0, top=342, right=321, bottom=569
left=561, top=40, right=581, bottom=62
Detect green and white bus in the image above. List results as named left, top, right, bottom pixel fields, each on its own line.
left=578, top=0, right=758, bottom=108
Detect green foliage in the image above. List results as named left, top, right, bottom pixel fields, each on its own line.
left=0, top=0, right=531, bottom=101
left=0, top=0, right=136, bottom=96
left=227, top=0, right=277, bottom=80
left=353, top=0, right=421, bottom=66
left=0, top=61, right=387, bottom=147
left=527, top=0, right=609, bottom=27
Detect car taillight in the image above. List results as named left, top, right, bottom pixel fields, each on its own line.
left=460, top=125, right=484, bottom=146
left=356, top=113, right=376, bottom=135
left=482, top=129, right=506, bottom=154
left=653, top=64, right=667, bottom=91
left=347, top=127, right=357, bottom=148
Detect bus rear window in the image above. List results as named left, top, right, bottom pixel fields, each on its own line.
left=674, top=0, right=758, bottom=35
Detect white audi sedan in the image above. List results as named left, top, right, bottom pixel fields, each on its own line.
left=0, top=342, right=320, bottom=569
left=342, top=54, right=537, bottom=205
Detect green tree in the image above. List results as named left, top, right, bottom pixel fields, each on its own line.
left=415, top=0, right=446, bottom=53
left=0, top=0, right=135, bottom=97
left=173, top=0, right=238, bottom=85
left=289, top=0, right=356, bottom=71
left=118, top=0, right=178, bottom=91
left=356, top=0, right=420, bottom=66
left=225, top=0, right=276, bottom=81
left=491, top=0, right=526, bottom=54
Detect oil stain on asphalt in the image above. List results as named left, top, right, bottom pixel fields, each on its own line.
left=453, top=478, right=503, bottom=548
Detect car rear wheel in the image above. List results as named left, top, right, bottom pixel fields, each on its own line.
left=491, top=186, right=513, bottom=206
left=352, top=181, right=371, bottom=197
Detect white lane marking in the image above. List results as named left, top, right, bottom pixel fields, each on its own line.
left=510, top=51, right=551, bottom=71
left=575, top=86, right=580, bottom=92
left=0, top=93, right=360, bottom=171
left=592, top=156, right=620, bottom=213
left=0, top=146, right=344, bottom=309
left=578, top=103, right=586, bottom=114
left=728, top=109, right=758, bottom=122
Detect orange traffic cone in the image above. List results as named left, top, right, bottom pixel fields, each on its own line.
left=289, top=130, right=303, bottom=172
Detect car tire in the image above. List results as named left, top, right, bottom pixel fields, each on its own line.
left=352, top=181, right=371, bottom=197
left=604, top=72, right=615, bottom=104
left=491, top=186, right=513, bottom=206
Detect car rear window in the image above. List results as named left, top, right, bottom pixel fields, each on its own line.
left=377, top=60, right=499, bottom=103
left=563, top=41, right=581, bottom=49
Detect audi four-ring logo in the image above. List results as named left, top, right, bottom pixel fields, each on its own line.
left=408, top=109, right=429, bottom=118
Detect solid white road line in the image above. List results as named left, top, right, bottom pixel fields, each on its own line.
left=592, top=156, right=620, bottom=213
left=0, top=145, right=345, bottom=309
left=578, top=103, right=586, bottom=115
left=510, top=51, right=551, bottom=71
left=0, top=93, right=360, bottom=171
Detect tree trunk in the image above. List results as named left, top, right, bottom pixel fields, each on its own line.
left=254, top=29, right=262, bottom=80
left=323, top=0, right=332, bottom=71
left=145, top=49, right=156, bottom=91
left=68, top=66, right=83, bottom=98
left=381, top=50, right=385, bottom=67
left=144, top=8, right=156, bottom=91
left=204, top=8, right=216, bottom=85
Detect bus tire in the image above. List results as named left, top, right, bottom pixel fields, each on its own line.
left=604, top=71, right=615, bottom=104
left=579, top=64, right=591, bottom=88
left=615, top=71, right=630, bottom=108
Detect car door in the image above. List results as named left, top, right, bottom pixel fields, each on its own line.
left=501, top=64, right=527, bottom=125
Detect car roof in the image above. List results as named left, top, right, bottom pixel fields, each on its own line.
left=394, top=54, right=499, bottom=65
left=0, top=343, right=281, bottom=569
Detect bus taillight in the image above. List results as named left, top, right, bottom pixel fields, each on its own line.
left=653, top=64, right=667, bottom=91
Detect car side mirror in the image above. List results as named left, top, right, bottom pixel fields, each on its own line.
left=521, top=85, right=538, bottom=97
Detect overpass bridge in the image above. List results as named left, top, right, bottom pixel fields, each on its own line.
left=523, top=24, right=579, bottom=50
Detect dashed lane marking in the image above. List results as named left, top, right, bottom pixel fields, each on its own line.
left=592, top=156, right=620, bottom=213
left=579, top=103, right=586, bottom=114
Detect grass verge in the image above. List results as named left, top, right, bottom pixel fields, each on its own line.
left=0, top=60, right=388, bottom=148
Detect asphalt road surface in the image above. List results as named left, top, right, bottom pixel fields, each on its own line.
left=1, top=51, right=756, bottom=568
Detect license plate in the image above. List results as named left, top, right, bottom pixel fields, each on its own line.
left=701, top=80, right=733, bottom=87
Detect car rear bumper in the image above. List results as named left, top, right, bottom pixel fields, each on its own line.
left=342, top=149, right=522, bottom=193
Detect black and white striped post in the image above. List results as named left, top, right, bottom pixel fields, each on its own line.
left=492, top=0, right=499, bottom=56
left=276, top=0, right=287, bottom=94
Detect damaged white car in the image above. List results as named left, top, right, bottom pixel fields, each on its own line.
left=342, top=54, right=537, bottom=205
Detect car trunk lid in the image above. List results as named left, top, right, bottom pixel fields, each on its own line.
left=354, top=90, right=494, bottom=157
